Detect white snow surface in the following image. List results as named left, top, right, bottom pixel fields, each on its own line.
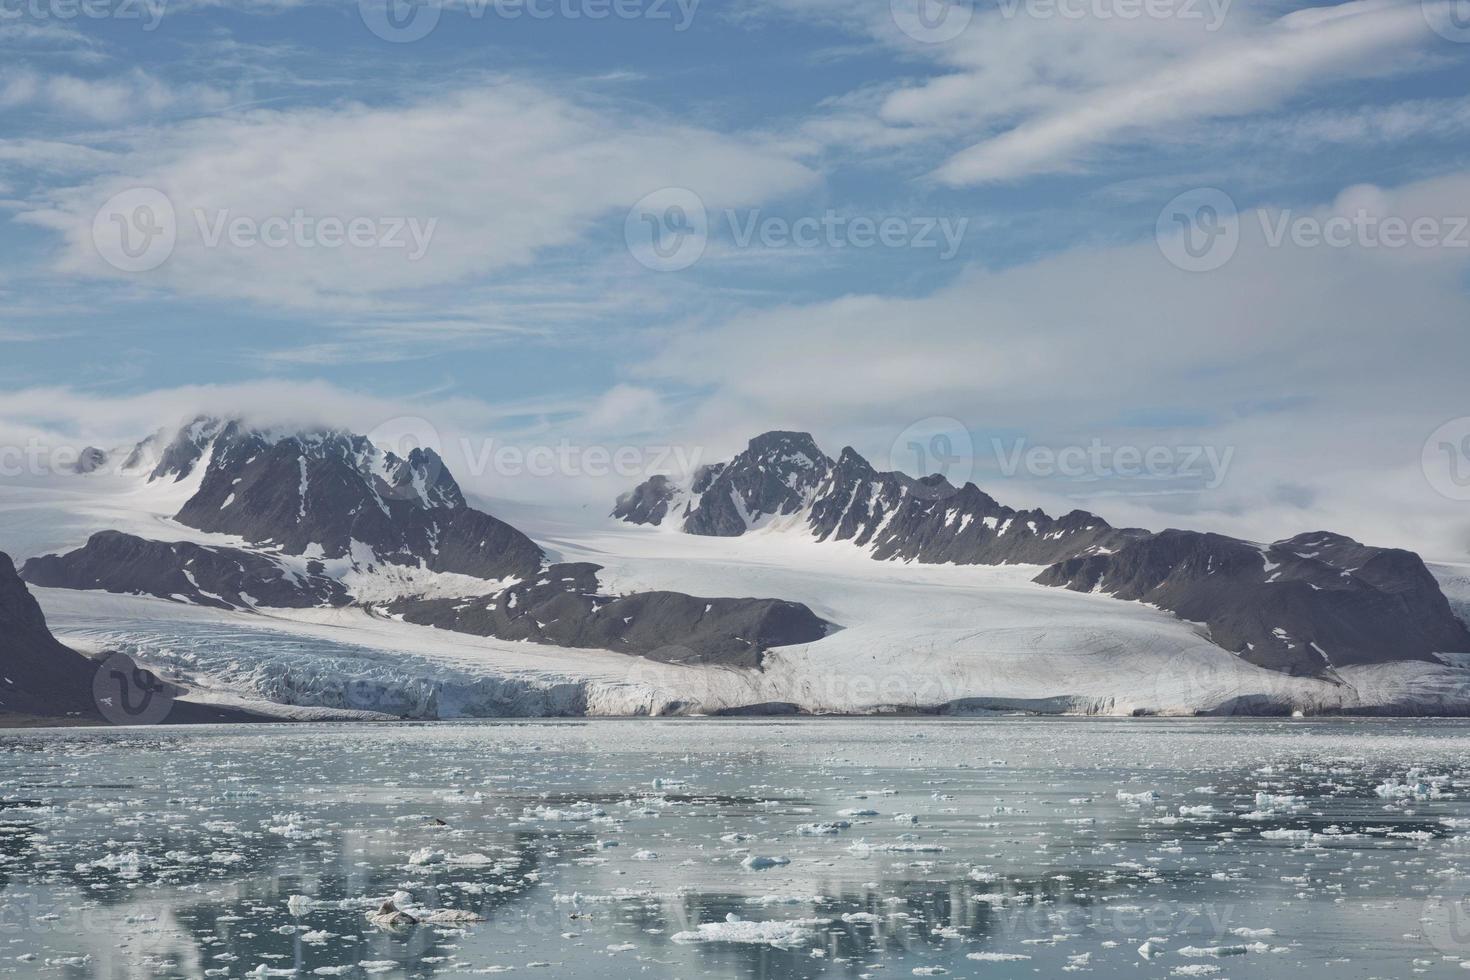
left=3, top=469, right=1470, bottom=718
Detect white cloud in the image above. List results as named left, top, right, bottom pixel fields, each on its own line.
left=630, top=169, right=1470, bottom=558
left=752, top=0, right=1451, bottom=184
left=21, top=80, right=819, bottom=310
left=0, top=68, right=234, bottom=121
left=932, top=0, right=1436, bottom=184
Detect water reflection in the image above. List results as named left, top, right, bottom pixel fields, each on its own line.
left=0, top=719, right=1468, bottom=978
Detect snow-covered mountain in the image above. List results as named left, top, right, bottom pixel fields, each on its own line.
left=7, top=418, right=1470, bottom=721
left=20, top=419, right=829, bottom=672
left=614, top=431, right=1470, bottom=678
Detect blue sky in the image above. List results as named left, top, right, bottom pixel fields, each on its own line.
left=5, top=0, right=1470, bottom=555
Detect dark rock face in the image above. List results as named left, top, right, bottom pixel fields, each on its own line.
left=617, top=432, right=1139, bottom=565
left=1035, top=529, right=1470, bottom=674
left=147, top=416, right=228, bottom=482
left=0, top=551, right=99, bottom=718
left=611, top=474, right=677, bottom=526
left=73, top=447, right=109, bottom=474
left=807, top=447, right=1142, bottom=566
left=385, top=562, right=828, bottom=667
left=681, top=432, right=832, bottom=536
left=23, top=531, right=351, bottom=611
left=169, top=421, right=543, bottom=582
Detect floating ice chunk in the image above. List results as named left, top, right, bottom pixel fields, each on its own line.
left=366, top=900, right=418, bottom=929
left=746, top=894, right=825, bottom=906
left=1117, top=790, right=1160, bottom=805
left=672, top=914, right=822, bottom=948
left=1177, top=943, right=1270, bottom=957
left=1374, top=778, right=1435, bottom=800
left=1260, top=829, right=1309, bottom=841
left=742, top=855, right=791, bottom=870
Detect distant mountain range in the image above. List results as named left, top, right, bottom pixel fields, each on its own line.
left=21, top=419, right=829, bottom=671
left=5, top=419, right=1469, bottom=722
left=614, top=431, right=1470, bottom=679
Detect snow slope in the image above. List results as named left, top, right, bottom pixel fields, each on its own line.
left=5, top=472, right=1470, bottom=717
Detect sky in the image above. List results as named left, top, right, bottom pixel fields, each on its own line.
left=3, top=0, right=1470, bottom=558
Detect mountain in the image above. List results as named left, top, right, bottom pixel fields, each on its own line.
left=385, top=561, right=825, bottom=668
left=23, top=531, right=351, bottom=610
left=0, top=550, right=101, bottom=719
left=616, top=431, right=1140, bottom=565
left=24, top=419, right=830, bottom=666
left=1036, top=530, right=1470, bottom=675
left=165, top=419, right=543, bottom=582
left=614, top=431, right=1470, bottom=678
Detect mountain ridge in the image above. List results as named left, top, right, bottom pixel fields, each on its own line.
left=614, top=430, right=1470, bottom=677
left=22, top=418, right=832, bottom=668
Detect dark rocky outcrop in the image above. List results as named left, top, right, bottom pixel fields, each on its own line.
left=22, top=531, right=350, bottom=611
left=611, top=474, right=678, bottom=526
left=385, top=561, right=828, bottom=667
left=145, top=415, right=228, bottom=482
left=807, top=446, right=1143, bottom=566
left=72, top=447, right=109, bottom=474
left=617, top=431, right=1140, bottom=565
left=171, top=421, right=544, bottom=581
left=0, top=551, right=100, bottom=719
left=615, top=432, right=832, bottom=536
left=1035, top=530, right=1470, bottom=674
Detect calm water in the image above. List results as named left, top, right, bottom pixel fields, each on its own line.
left=2, top=718, right=1469, bottom=979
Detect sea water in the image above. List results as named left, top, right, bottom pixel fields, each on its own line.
left=1, top=718, right=1469, bottom=978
